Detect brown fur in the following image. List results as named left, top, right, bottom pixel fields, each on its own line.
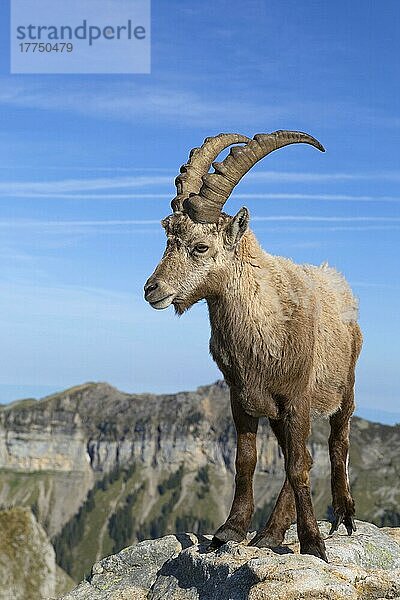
left=144, top=211, right=362, bottom=560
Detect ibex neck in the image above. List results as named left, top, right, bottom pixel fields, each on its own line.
left=206, top=230, right=274, bottom=319
left=205, top=230, right=283, bottom=417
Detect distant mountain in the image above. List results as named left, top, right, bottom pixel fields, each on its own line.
left=355, top=406, right=400, bottom=426
left=1, top=381, right=399, bottom=582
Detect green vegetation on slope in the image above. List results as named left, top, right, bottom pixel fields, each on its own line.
left=52, top=463, right=223, bottom=581
left=136, top=465, right=184, bottom=542
left=108, top=483, right=146, bottom=553
left=53, top=463, right=137, bottom=580
left=0, top=467, right=91, bottom=538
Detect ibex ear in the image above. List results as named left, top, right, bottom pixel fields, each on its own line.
left=225, top=207, right=249, bottom=248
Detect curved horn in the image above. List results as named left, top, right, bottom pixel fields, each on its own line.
left=183, top=130, right=325, bottom=223
left=171, top=133, right=250, bottom=212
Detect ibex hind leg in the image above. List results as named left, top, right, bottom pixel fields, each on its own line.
left=328, top=386, right=356, bottom=536
left=283, top=402, right=327, bottom=561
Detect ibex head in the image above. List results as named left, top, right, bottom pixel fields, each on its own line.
left=144, top=131, right=324, bottom=313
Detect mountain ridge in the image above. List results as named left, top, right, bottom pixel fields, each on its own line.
left=2, top=380, right=399, bottom=426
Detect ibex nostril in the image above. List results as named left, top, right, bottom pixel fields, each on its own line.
left=144, top=281, right=158, bottom=296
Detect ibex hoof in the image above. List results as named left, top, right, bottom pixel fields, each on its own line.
left=206, top=523, right=247, bottom=552
left=301, top=537, right=328, bottom=562
left=329, top=512, right=356, bottom=536
left=249, top=530, right=284, bottom=548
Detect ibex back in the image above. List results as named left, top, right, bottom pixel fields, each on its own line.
left=144, top=131, right=362, bottom=561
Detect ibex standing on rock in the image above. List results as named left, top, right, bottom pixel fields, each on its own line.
left=144, top=131, right=362, bottom=561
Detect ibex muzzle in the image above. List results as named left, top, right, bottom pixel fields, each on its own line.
left=144, top=275, right=176, bottom=310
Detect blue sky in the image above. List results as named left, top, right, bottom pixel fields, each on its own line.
left=0, top=1, right=399, bottom=423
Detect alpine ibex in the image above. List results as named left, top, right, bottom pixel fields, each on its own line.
left=144, top=131, right=362, bottom=561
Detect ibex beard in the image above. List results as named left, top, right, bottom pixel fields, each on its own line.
left=144, top=131, right=362, bottom=562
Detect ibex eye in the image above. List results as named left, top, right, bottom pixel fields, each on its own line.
left=194, top=244, right=209, bottom=253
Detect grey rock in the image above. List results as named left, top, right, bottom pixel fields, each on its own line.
left=283, top=520, right=400, bottom=569
left=61, top=534, right=200, bottom=600
left=60, top=521, right=400, bottom=600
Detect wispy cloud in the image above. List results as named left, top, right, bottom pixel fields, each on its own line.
left=252, top=215, right=400, bottom=232
left=0, top=175, right=172, bottom=195
left=251, top=216, right=400, bottom=222
left=0, top=166, right=173, bottom=172
left=0, top=280, right=144, bottom=326
left=0, top=219, right=160, bottom=228
left=3, top=192, right=400, bottom=203
left=2, top=77, right=394, bottom=131
left=1, top=173, right=400, bottom=202
left=0, top=216, right=399, bottom=231
left=248, top=171, right=400, bottom=183
left=253, top=225, right=400, bottom=234
left=2, top=166, right=400, bottom=180
left=237, top=193, right=400, bottom=203
left=0, top=79, right=291, bottom=127
left=9, top=192, right=398, bottom=203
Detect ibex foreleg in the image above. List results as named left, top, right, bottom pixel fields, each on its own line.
left=250, top=417, right=296, bottom=547
left=207, top=388, right=258, bottom=552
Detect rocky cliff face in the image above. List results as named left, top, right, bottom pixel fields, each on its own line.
left=0, top=381, right=399, bottom=582
left=60, top=521, right=400, bottom=600
left=0, top=507, right=73, bottom=600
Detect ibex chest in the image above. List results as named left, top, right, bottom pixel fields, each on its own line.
left=209, top=322, right=282, bottom=418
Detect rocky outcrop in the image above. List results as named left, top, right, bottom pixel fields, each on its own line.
left=59, top=521, right=400, bottom=600
left=1, top=381, right=400, bottom=581
left=0, top=507, right=73, bottom=600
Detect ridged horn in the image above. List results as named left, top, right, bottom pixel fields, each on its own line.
left=183, top=130, right=325, bottom=223
left=171, top=133, right=250, bottom=212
